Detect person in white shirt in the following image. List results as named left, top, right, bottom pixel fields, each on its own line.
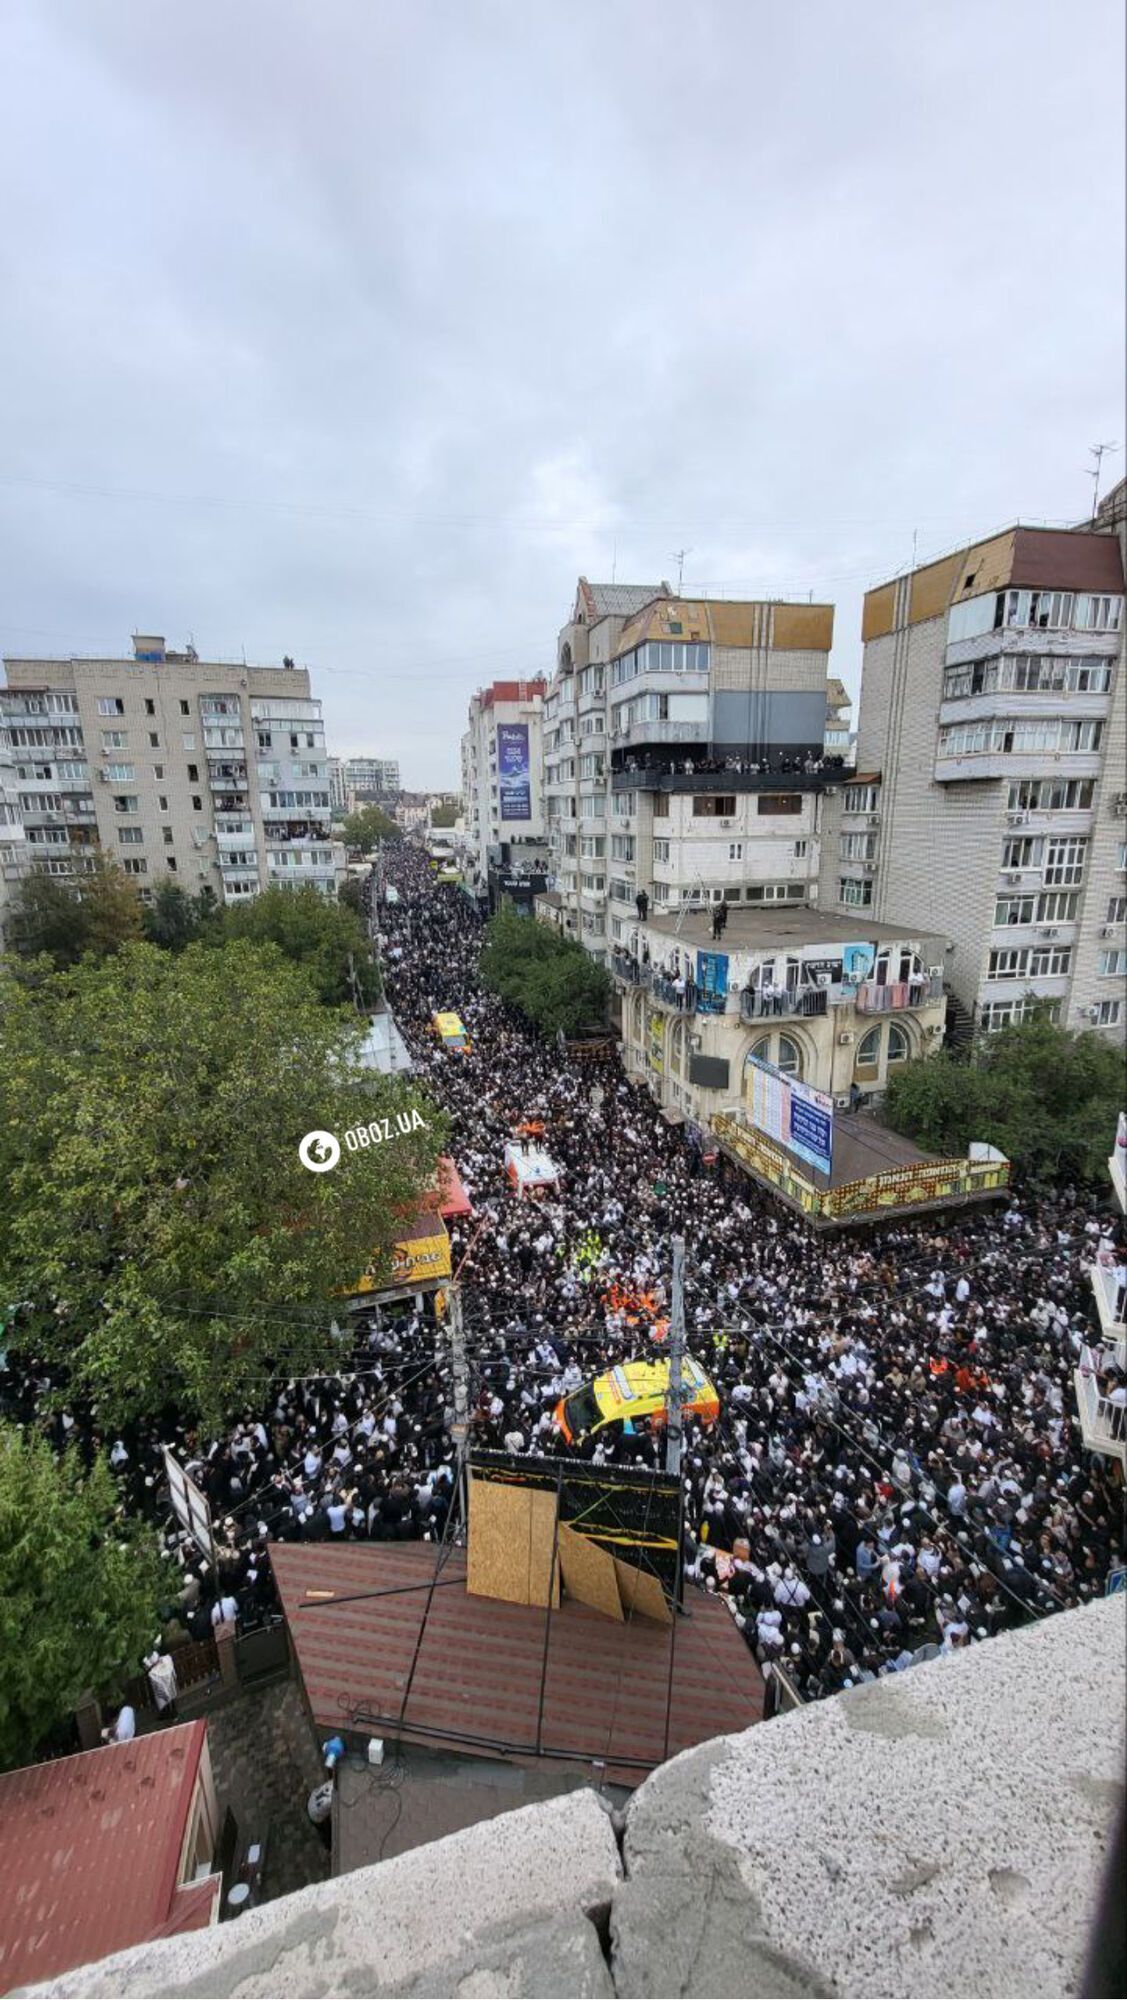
left=102, top=1703, right=136, bottom=1744
left=211, top=1593, right=239, bottom=1627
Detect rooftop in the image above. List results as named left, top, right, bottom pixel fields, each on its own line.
left=645, top=905, right=946, bottom=954
left=0, top=1721, right=216, bottom=1996
left=271, top=1542, right=763, bottom=1788
left=575, top=578, right=668, bottom=621
left=614, top=596, right=834, bottom=655
left=864, top=522, right=1125, bottom=633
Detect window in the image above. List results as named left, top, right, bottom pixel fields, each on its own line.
left=118, top=826, right=143, bottom=845
left=158, top=795, right=169, bottom=811
left=167, top=858, right=178, bottom=873
left=757, top=794, right=802, bottom=816
left=1037, top=891, right=1079, bottom=922
left=182, top=733, right=196, bottom=751
left=49, top=692, right=79, bottom=714
left=1007, top=778, right=1094, bottom=811
left=149, top=732, right=160, bottom=748
left=121, top=857, right=147, bottom=875
left=693, top=796, right=737, bottom=817
left=1117, top=843, right=1127, bottom=871
left=988, top=949, right=1030, bottom=980
left=180, top=700, right=190, bottom=715
left=843, top=784, right=878, bottom=815
left=727, top=841, right=743, bottom=861
left=840, top=877, right=873, bottom=908
left=1107, top=897, right=1127, bottom=924
left=747, top=1034, right=801, bottom=1078
left=794, top=839, right=808, bottom=857
left=101, top=730, right=128, bottom=750
left=145, top=698, right=156, bottom=715
left=1098, top=948, right=1127, bottom=977
left=163, top=827, right=174, bottom=845
left=653, top=839, right=671, bottom=863
left=1002, top=836, right=1042, bottom=870
left=113, top=794, right=139, bottom=814
left=840, top=831, right=876, bottom=861
left=939, top=717, right=1104, bottom=757
left=1075, top=594, right=1123, bottom=631
left=187, top=764, right=199, bottom=782
left=97, top=696, right=125, bottom=715
left=611, top=834, right=635, bottom=862
left=1094, top=999, right=1123, bottom=1026
left=154, top=764, right=164, bottom=780
left=104, top=762, right=135, bottom=781
left=1030, top=945, right=1072, bottom=977
left=887, top=1023, right=909, bottom=1064
left=856, top=1027, right=881, bottom=1069
left=192, top=795, right=202, bottom=810
left=613, top=790, right=636, bottom=818
left=651, top=792, right=667, bottom=817
left=1043, top=837, right=1087, bottom=887
left=746, top=881, right=805, bottom=903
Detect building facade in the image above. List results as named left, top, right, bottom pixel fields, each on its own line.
left=820, top=521, right=1127, bottom=1041
left=327, top=755, right=347, bottom=812
left=614, top=906, right=947, bottom=1127
left=343, top=755, right=400, bottom=800
left=544, top=582, right=842, bottom=970
left=459, top=678, right=548, bottom=897
left=0, top=633, right=342, bottom=908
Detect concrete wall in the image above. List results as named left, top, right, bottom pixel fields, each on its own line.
left=33, top=1597, right=1124, bottom=2000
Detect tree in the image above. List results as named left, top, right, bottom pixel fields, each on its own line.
left=429, top=802, right=459, bottom=828
left=0, top=1427, right=169, bottom=1770
left=343, top=805, right=400, bottom=851
left=222, top=882, right=380, bottom=1007
left=0, top=941, right=446, bottom=1420
left=883, top=1012, right=1124, bottom=1184
left=141, top=880, right=221, bottom=952
left=479, top=904, right=610, bottom=1037
left=6, top=854, right=142, bottom=969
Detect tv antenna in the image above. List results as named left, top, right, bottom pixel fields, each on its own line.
left=1087, top=442, right=1119, bottom=518
left=671, top=548, right=692, bottom=594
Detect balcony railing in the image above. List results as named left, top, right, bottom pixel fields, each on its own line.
left=1088, top=1258, right=1127, bottom=1359
left=611, top=955, right=694, bottom=1013
left=740, top=987, right=829, bottom=1023
left=1073, top=1364, right=1127, bottom=1465
left=856, top=976, right=944, bottom=1012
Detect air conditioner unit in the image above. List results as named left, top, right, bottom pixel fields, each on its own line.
left=868, top=814, right=881, bottom=826
left=834, top=1094, right=852, bottom=1109
left=1085, top=1005, right=1101, bottom=1020
left=926, top=1023, right=943, bottom=1038
left=1112, top=795, right=1127, bottom=816
left=816, top=973, right=832, bottom=987
left=927, top=965, right=944, bottom=979
left=824, top=787, right=839, bottom=797
left=838, top=1031, right=855, bottom=1046
left=861, top=861, right=876, bottom=875
left=1037, top=926, right=1060, bottom=939
left=1006, top=811, right=1030, bottom=826
left=1003, top=872, right=1023, bottom=885
left=97, top=769, right=109, bottom=781
left=718, top=819, right=734, bottom=829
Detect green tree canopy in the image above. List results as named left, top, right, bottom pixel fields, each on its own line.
left=343, top=805, right=401, bottom=851
left=141, top=880, right=222, bottom=952
left=429, top=802, right=459, bottom=828
left=6, top=854, right=143, bottom=969
left=479, top=904, right=610, bottom=1037
left=0, top=940, right=446, bottom=1420
left=883, top=1012, right=1124, bottom=1185
left=221, top=882, right=380, bottom=1007
left=0, top=1427, right=169, bottom=1770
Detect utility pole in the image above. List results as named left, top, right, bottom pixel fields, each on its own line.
left=665, top=1234, right=686, bottom=1476
left=449, top=1284, right=471, bottom=1530
left=671, top=548, right=692, bottom=595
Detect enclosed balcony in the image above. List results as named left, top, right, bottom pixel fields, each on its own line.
left=739, top=986, right=828, bottom=1023
left=855, top=976, right=944, bottom=1012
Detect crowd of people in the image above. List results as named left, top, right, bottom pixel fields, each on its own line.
left=4, top=842, right=1123, bottom=1713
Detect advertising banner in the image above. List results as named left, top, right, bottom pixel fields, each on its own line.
left=648, top=1010, right=665, bottom=1074
left=746, top=1053, right=834, bottom=1175
left=842, top=941, right=876, bottom=985
left=497, top=723, right=531, bottom=821
left=695, top=950, right=729, bottom=1014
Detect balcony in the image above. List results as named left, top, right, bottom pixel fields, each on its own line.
left=611, top=719, right=709, bottom=752
left=1073, top=1363, right=1126, bottom=1466
left=1087, top=1255, right=1126, bottom=1363
left=740, top=986, right=828, bottom=1023
left=855, top=976, right=944, bottom=1012
left=208, top=763, right=248, bottom=787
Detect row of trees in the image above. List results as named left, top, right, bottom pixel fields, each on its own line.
left=479, top=904, right=610, bottom=1037
left=883, top=1012, right=1123, bottom=1185
left=341, top=803, right=401, bottom=850
left=6, top=865, right=380, bottom=1006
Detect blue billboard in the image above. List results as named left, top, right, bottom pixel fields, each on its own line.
left=497, top=723, right=532, bottom=821
left=695, top=950, right=729, bottom=1014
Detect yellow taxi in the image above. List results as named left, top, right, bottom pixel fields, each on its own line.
left=555, top=1355, right=720, bottom=1444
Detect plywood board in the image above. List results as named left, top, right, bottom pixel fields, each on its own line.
left=467, top=1477, right=560, bottom=1608
left=908, top=552, right=963, bottom=626
left=770, top=603, right=834, bottom=653
left=614, top=1556, right=673, bottom=1626
left=557, top=1523, right=624, bottom=1621
left=861, top=582, right=897, bottom=642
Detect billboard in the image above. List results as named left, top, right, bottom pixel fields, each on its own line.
left=746, top=1053, right=834, bottom=1175
left=162, top=1446, right=215, bottom=1562
left=841, top=941, right=876, bottom=985
left=695, top=950, right=729, bottom=1014
left=497, top=722, right=531, bottom=821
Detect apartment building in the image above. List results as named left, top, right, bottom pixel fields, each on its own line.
left=819, top=516, right=1127, bottom=1041
left=327, top=756, right=347, bottom=812
left=343, top=755, right=400, bottom=800
left=459, top=679, right=548, bottom=898
left=614, top=904, right=947, bottom=1125
left=0, top=721, right=29, bottom=945
left=544, top=582, right=842, bottom=968
left=0, top=633, right=342, bottom=908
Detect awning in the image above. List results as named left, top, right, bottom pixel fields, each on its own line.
left=434, top=1156, right=472, bottom=1218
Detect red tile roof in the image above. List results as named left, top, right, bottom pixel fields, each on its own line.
left=273, top=1543, right=763, bottom=1788
left=0, top=1721, right=216, bottom=1995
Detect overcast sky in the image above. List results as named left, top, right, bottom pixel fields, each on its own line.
left=1, top=2, right=1123, bottom=787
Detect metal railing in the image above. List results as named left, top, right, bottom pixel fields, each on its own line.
left=740, top=987, right=828, bottom=1023
left=1074, top=1366, right=1127, bottom=1464
left=856, top=976, right=944, bottom=1012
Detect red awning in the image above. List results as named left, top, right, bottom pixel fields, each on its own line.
left=434, top=1156, right=473, bottom=1218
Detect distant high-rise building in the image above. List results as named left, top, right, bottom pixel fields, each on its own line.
left=460, top=680, right=548, bottom=910
left=0, top=633, right=343, bottom=909
left=327, top=755, right=347, bottom=811
left=820, top=510, right=1127, bottom=1043
left=344, top=756, right=400, bottom=799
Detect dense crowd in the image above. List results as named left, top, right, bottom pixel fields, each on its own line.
left=4, top=843, right=1123, bottom=1710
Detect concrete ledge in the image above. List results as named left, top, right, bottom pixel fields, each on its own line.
left=35, top=1789, right=622, bottom=1999
left=613, top=1598, right=1125, bottom=1999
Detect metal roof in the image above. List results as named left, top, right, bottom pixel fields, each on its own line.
left=0, top=1722, right=216, bottom=1995
left=272, top=1544, right=762, bottom=1788
left=577, top=579, right=667, bottom=620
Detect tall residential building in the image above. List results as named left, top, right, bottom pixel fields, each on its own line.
left=343, top=756, right=400, bottom=799
left=0, top=721, right=29, bottom=946
left=542, top=581, right=841, bottom=967
left=819, top=519, right=1127, bottom=1041
left=327, top=756, right=347, bottom=812
left=459, top=679, right=548, bottom=903
left=0, top=633, right=341, bottom=907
